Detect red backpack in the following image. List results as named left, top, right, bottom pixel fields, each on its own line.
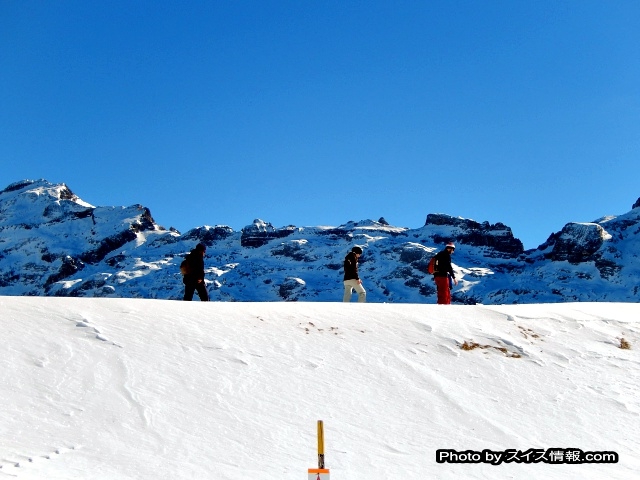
left=427, top=256, right=437, bottom=275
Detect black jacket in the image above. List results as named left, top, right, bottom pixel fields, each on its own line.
left=433, top=249, right=455, bottom=279
left=343, top=251, right=360, bottom=281
left=183, top=249, right=205, bottom=284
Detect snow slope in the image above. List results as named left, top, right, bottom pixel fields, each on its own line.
left=1, top=297, right=638, bottom=479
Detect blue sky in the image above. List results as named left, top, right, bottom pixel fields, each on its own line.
left=2, top=1, right=639, bottom=249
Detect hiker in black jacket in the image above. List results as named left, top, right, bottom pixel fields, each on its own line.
left=343, top=246, right=366, bottom=302
left=183, top=243, right=209, bottom=301
left=433, top=242, right=457, bottom=304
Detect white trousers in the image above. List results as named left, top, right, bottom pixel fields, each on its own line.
left=343, top=280, right=366, bottom=303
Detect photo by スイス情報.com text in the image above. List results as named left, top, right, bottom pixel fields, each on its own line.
left=436, top=448, right=619, bottom=465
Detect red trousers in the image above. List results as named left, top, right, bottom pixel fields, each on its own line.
left=435, top=276, right=451, bottom=304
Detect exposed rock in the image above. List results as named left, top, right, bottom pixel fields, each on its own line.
left=318, top=219, right=407, bottom=239
left=45, top=255, right=85, bottom=287
left=59, top=185, right=77, bottom=201
left=594, top=257, right=622, bottom=279
left=272, top=240, right=317, bottom=262
left=425, top=213, right=524, bottom=258
left=80, top=230, right=138, bottom=264
left=398, top=243, right=430, bottom=264
left=278, top=277, right=306, bottom=301
left=182, top=225, right=234, bottom=245
left=130, top=206, right=157, bottom=232
left=241, top=219, right=296, bottom=247
left=397, top=243, right=433, bottom=274
left=547, top=223, right=611, bottom=263
left=1, top=179, right=38, bottom=194
left=105, top=254, right=127, bottom=268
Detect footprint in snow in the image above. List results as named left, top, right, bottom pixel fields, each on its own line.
left=76, top=321, right=101, bottom=334
left=1, top=446, right=80, bottom=471
left=412, top=321, right=433, bottom=333
left=75, top=320, right=122, bottom=348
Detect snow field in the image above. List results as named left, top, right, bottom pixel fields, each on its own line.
left=0, top=297, right=638, bottom=479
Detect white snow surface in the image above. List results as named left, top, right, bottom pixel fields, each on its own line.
left=1, top=297, right=639, bottom=479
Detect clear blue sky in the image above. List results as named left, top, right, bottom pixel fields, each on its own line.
left=2, top=1, right=639, bottom=249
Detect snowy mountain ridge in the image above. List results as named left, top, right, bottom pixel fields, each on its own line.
left=1, top=178, right=639, bottom=303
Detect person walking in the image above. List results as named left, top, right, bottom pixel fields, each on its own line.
left=183, top=243, right=209, bottom=301
left=433, top=242, right=458, bottom=305
left=343, top=246, right=366, bottom=303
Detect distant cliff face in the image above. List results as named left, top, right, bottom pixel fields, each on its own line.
left=545, top=223, right=612, bottom=263
left=424, top=214, right=524, bottom=258
left=1, top=179, right=639, bottom=304
left=240, top=219, right=297, bottom=248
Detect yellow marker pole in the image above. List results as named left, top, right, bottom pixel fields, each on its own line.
left=317, top=420, right=325, bottom=469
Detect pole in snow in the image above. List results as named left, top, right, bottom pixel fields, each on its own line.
left=318, top=420, right=325, bottom=469
left=308, top=420, right=330, bottom=479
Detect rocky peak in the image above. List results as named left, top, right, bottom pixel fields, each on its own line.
left=546, top=222, right=612, bottom=263
left=0, top=179, right=94, bottom=229
left=1, top=179, right=79, bottom=201
left=424, top=213, right=524, bottom=258
left=182, top=225, right=234, bottom=245
left=240, top=219, right=297, bottom=248
left=1, top=179, right=41, bottom=194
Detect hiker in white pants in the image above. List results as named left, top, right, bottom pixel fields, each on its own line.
left=343, top=279, right=366, bottom=303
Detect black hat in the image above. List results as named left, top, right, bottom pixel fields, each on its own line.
left=351, top=246, right=363, bottom=254
left=195, top=243, right=206, bottom=252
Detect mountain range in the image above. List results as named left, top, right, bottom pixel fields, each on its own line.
left=1, top=179, right=639, bottom=304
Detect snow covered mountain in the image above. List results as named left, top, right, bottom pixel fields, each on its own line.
left=1, top=179, right=639, bottom=304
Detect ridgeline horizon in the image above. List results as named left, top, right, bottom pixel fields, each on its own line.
left=1, top=178, right=639, bottom=304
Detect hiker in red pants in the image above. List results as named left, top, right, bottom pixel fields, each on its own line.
left=433, top=242, right=458, bottom=304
